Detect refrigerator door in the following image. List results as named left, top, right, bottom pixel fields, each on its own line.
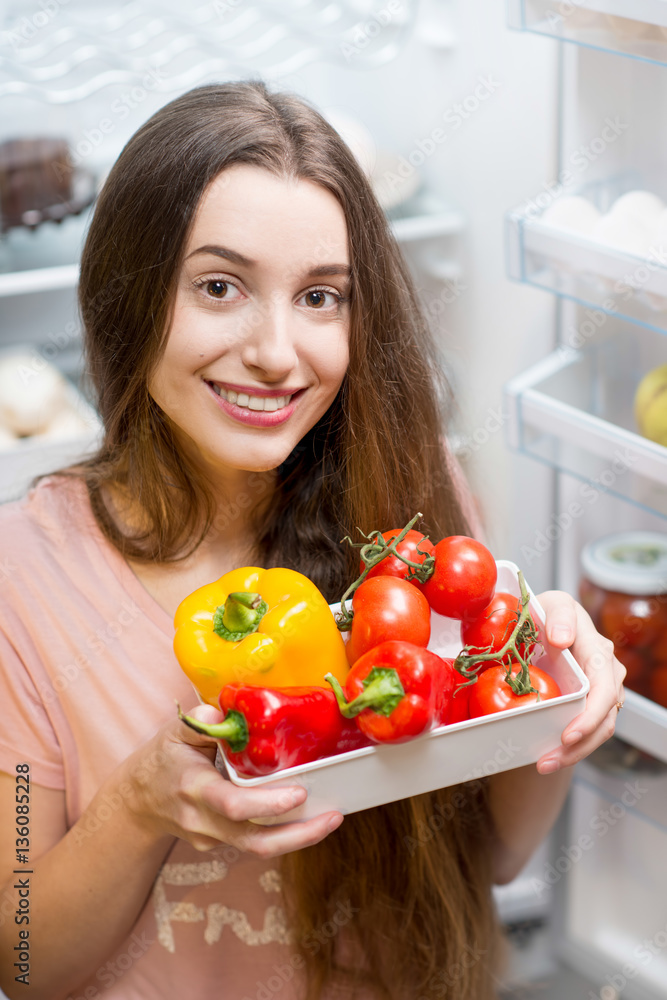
left=507, top=10, right=667, bottom=998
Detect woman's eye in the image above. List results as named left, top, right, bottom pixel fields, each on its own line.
left=300, top=288, right=342, bottom=309
left=196, top=279, right=242, bottom=300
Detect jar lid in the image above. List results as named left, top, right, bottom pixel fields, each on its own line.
left=581, top=532, right=667, bottom=596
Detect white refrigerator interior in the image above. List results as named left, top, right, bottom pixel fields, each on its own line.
left=1, top=1, right=667, bottom=997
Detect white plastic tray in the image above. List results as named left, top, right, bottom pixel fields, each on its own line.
left=508, top=0, right=667, bottom=69
left=506, top=180, right=667, bottom=334
left=214, top=561, right=589, bottom=823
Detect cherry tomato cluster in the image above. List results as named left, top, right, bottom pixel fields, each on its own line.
left=327, top=516, right=561, bottom=743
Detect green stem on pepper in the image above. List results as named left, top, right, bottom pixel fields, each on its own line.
left=177, top=703, right=250, bottom=752
left=336, top=512, right=434, bottom=631
left=454, top=571, right=541, bottom=696
left=324, top=667, right=405, bottom=718
left=212, top=591, right=269, bottom=642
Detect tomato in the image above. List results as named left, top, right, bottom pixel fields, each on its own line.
left=443, top=676, right=471, bottom=724
left=345, top=576, right=431, bottom=666
left=460, top=591, right=536, bottom=668
left=419, top=536, right=497, bottom=620
left=599, top=592, right=665, bottom=650
left=468, top=663, right=561, bottom=718
left=363, top=529, right=435, bottom=585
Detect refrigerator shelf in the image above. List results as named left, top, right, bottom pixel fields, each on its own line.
left=508, top=0, right=667, bottom=68
left=0, top=264, right=80, bottom=299
left=0, top=0, right=417, bottom=104
left=506, top=182, right=667, bottom=337
left=388, top=190, right=465, bottom=242
left=613, top=690, right=667, bottom=767
left=504, top=338, right=667, bottom=521
left=0, top=369, right=103, bottom=504
left=0, top=201, right=92, bottom=297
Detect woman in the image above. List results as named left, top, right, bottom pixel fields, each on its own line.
left=0, top=81, right=624, bottom=1000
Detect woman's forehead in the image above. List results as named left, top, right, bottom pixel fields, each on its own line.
left=185, top=165, right=350, bottom=273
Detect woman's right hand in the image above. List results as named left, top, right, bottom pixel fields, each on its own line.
left=119, top=703, right=343, bottom=858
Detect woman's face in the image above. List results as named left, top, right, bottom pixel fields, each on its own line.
left=149, top=164, right=351, bottom=482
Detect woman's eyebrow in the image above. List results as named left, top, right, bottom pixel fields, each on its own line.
left=185, top=245, right=254, bottom=266
left=184, top=245, right=351, bottom=279
left=308, top=264, right=352, bottom=279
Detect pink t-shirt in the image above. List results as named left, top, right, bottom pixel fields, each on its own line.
left=0, top=475, right=314, bottom=999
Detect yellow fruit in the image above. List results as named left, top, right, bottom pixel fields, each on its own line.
left=635, top=364, right=667, bottom=447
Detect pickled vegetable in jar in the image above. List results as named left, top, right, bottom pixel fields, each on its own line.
left=579, top=532, right=667, bottom=707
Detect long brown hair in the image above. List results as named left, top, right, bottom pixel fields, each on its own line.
left=39, top=81, right=498, bottom=998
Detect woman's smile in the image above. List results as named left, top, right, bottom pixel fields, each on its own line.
left=203, top=378, right=307, bottom=427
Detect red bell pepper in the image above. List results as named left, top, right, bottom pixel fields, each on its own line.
left=178, top=684, right=369, bottom=777
left=325, top=640, right=457, bottom=744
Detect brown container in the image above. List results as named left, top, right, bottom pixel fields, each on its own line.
left=579, top=532, right=667, bottom=707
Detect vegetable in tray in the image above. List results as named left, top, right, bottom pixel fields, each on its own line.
left=174, top=513, right=564, bottom=776
left=174, top=565, right=349, bottom=706
left=178, top=684, right=369, bottom=777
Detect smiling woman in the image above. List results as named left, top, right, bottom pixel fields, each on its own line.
left=0, top=79, right=625, bottom=1000
left=0, top=80, right=498, bottom=1000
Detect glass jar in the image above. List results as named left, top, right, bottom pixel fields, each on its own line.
left=579, top=532, right=667, bottom=708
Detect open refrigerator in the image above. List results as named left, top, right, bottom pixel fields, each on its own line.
left=1, top=0, right=667, bottom=996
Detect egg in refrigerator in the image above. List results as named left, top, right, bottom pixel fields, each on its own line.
left=608, top=190, right=665, bottom=226
left=541, top=196, right=600, bottom=235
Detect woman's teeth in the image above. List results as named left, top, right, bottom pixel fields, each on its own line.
left=209, top=383, right=293, bottom=412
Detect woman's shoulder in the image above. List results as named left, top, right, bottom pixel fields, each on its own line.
left=0, top=472, right=94, bottom=559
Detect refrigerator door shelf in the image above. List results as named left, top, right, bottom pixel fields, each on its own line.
left=615, top=689, right=667, bottom=765
left=508, top=0, right=667, bottom=68
left=504, top=338, right=667, bottom=521
left=506, top=200, right=667, bottom=337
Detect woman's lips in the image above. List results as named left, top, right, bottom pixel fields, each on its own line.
left=205, top=380, right=304, bottom=427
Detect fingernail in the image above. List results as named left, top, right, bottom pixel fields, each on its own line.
left=327, top=814, right=343, bottom=832
left=539, top=759, right=560, bottom=774
left=563, top=730, right=582, bottom=746
left=550, top=625, right=572, bottom=643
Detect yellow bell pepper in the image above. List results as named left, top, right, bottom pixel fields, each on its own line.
left=174, top=566, right=350, bottom=706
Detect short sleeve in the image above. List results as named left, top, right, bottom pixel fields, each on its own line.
left=0, top=624, right=65, bottom=789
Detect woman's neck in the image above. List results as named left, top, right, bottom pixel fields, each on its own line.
left=103, top=474, right=274, bottom=620
left=103, top=466, right=276, bottom=556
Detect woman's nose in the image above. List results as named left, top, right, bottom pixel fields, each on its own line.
left=240, top=294, right=299, bottom=379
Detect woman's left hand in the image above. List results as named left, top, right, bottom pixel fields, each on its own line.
left=534, top=591, right=626, bottom=775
